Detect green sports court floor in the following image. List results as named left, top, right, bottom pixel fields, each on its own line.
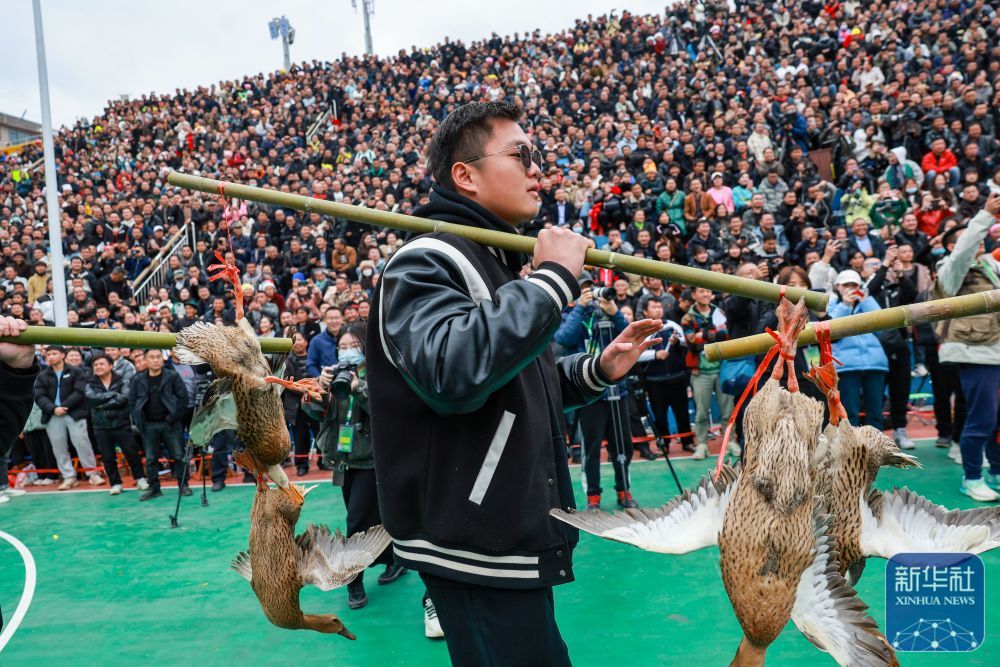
left=1, top=438, right=997, bottom=666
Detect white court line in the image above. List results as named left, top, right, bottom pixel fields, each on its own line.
left=0, top=530, right=36, bottom=652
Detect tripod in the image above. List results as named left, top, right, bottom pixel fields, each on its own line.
left=169, top=438, right=208, bottom=528
left=633, top=376, right=684, bottom=495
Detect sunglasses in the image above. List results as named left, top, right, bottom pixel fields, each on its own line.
left=464, top=144, right=543, bottom=172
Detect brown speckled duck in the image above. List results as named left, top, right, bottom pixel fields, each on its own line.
left=809, top=367, right=1000, bottom=585
left=554, top=300, right=897, bottom=666
left=176, top=256, right=321, bottom=505
left=231, top=453, right=391, bottom=637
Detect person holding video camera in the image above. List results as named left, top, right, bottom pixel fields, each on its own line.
left=827, top=270, right=888, bottom=431
left=309, top=322, right=402, bottom=610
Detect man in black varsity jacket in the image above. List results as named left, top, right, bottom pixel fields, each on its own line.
left=367, top=101, right=662, bottom=666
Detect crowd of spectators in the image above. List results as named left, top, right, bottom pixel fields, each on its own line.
left=2, top=0, right=1000, bottom=494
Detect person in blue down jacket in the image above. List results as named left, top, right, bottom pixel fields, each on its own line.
left=828, top=269, right=888, bottom=430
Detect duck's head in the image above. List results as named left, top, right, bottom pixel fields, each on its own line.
left=303, top=614, right=356, bottom=639
left=264, top=484, right=318, bottom=522
left=857, top=425, right=921, bottom=477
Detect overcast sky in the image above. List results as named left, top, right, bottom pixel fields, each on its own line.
left=3, top=0, right=670, bottom=129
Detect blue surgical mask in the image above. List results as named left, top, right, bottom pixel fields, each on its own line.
left=572, top=225, right=584, bottom=234
left=339, top=349, right=365, bottom=366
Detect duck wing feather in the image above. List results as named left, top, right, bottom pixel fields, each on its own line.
left=549, top=465, right=739, bottom=554
left=791, top=503, right=897, bottom=666
left=296, top=524, right=392, bottom=591
left=861, top=487, right=1000, bottom=558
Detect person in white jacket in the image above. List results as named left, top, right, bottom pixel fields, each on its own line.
left=933, top=193, right=1000, bottom=501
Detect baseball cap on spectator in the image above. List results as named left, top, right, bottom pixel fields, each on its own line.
left=260, top=281, right=276, bottom=291
left=292, top=272, right=305, bottom=282
left=835, top=270, right=863, bottom=286
left=577, top=270, right=595, bottom=287
left=154, top=225, right=164, bottom=232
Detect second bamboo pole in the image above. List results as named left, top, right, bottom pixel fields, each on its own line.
left=705, top=289, right=1000, bottom=362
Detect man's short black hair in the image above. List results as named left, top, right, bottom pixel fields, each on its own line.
left=92, top=353, right=113, bottom=366
left=426, top=101, right=524, bottom=189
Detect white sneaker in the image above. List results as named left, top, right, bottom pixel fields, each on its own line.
left=948, top=443, right=962, bottom=464
left=727, top=441, right=742, bottom=458
left=423, top=597, right=444, bottom=639
left=894, top=429, right=916, bottom=450
left=33, top=478, right=55, bottom=486
left=58, top=478, right=78, bottom=491
left=136, top=478, right=150, bottom=491
left=984, top=472, right=1000, bottom=492
left=2, top=488, right=27, bottom=497
left=691, top=443, right=709, bottom=460
left=0, top=494, right=9, bottom=504
left=109, top=484, right=123, bottom=496
left=960, top=478, right=1000, bottom=502
left=88, top=473, right=105, bottom=486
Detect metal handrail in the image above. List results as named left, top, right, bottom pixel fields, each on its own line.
left=132, top=221, right=195, bottom=305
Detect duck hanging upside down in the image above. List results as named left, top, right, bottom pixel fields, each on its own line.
left=175, top=248, right=321, bottom=505
left=553, top=299, right=897, bottom=666
left=231, top=453, right=391, bottom=637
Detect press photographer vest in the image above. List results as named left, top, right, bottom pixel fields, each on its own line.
left=933, top=258, right=1000, bottom=346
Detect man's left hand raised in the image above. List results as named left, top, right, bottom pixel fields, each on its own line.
left=597, top=318, right=663, bottom=382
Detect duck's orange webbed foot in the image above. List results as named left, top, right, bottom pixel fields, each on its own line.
left=805, top=362, right=848, bottom=425
left=207, top=250, right=245, bottom=320
left=768, top=297, right=810, bottom=392
left=233, top=450, right=268, bottom=491
left=264, top=376, right=325, bottom=403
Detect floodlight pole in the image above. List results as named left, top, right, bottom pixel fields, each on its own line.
left=32, top=0, right=68, bottom=327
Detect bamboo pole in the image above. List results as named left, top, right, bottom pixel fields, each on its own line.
left=705, top=289, right=1000, bottom=362
left=166, top=172, right=830, bottom=311
left=0, top=326, right=292, bottom=353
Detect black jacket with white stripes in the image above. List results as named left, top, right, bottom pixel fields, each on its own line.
left=366, top=186, right=613, bottom=589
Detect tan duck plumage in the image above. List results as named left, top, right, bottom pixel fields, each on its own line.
left=176, top=318, right=320, bottom=504
left=553, top=299, right=897, bottom=666
left=231, top=464, right=391, bottom=637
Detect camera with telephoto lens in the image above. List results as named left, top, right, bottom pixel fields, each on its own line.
left=328, top=361, right=359, bottom=399
left=594, top=286, right=616, bottom=301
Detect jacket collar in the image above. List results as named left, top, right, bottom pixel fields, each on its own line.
left=413, top=186, right=529, bottom=273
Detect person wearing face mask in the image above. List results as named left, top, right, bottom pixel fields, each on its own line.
left=307, top=323, right=405, bottom=610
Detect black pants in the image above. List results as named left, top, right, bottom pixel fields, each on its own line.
left=886, top=345, right=911, bottom=431
left=142, top=421, right=185, bottom=491
left=421, top=573, right=571, bottom=667
left=926, top=346, right=966, bottom=442
left=579, top=398, right=632, bottom=496
left=292, top=415, right=318, bottom=471
left=645, top=377, right=694, bottom=446
left=24, top=429, right=59, bottom=480
left=92, top=427, right=144, bottom=486
left=341, top=468, right=391, bottom=577
left=210, top=429, right=236, bottom=483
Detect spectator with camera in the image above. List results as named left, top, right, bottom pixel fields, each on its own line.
left=85, top=353, right=148, bottom=495
left=34, top=344, right=104, bottom=490
left=636, top=299, right=693, bottom=455
left=309, top=323, right=403, bottom=609
left=555, top=272, right=641, bottom=508
left=828, top=270, right=889, bottom=432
